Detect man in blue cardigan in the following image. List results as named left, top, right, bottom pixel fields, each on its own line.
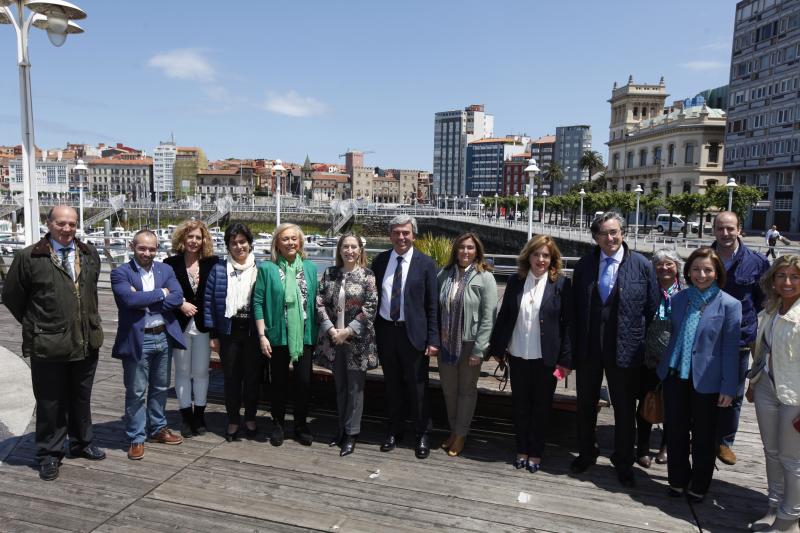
left=570, top=212, right=659, bottom=487
left=111, top=230, right=186, bottom=460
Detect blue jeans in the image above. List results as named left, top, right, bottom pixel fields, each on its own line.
left=122, top=332, right=170, bottom=443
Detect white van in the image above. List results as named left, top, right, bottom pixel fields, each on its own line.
left=655, top=214, right=698, bottom=234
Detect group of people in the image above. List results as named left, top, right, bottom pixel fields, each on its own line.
left=4, top=205, right=799, bottom=532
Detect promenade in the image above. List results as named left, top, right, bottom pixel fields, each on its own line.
left=0, top=289, right=772, bottom=532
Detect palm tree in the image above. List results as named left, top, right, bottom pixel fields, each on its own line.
left=542, top=161, right=564, bottom=195
left=579, top=150, right=605, bottom=183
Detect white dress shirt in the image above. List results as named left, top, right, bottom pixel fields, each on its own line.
left=134, top=259, right=166, bottom=328
left=379, top=247, right=414, bottom=321
left=598, top=245, right=625, bottom=294
left=508, top=271, right=548, bottom=360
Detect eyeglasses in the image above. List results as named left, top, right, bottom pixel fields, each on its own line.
left=596, top=229, right=621, bottom=238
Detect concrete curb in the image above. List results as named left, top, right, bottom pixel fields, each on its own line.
left=0, top=346, right=33, bottom=463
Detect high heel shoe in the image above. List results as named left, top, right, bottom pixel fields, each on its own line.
left=225, top=427, right=240, bottom=442
left=441, top=433, right=455, bottom=451
left=447, top=435, right=465, bottom=457
left=513, top=457, right=527, bottom=469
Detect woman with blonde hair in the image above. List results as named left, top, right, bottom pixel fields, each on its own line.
left=253, top=223, right=318, bottom=447
left=436, top=232, right=497, bottom=457
left=315, top=233, right=378, bottom=456
left=164, top=219, right=218, bottom=437
left=488, top=235, right=572, bottom=472
left=748, top=255, right=800, bottom=532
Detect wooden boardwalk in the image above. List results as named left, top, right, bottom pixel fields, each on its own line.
left=0, top=291, right=772, bottom=532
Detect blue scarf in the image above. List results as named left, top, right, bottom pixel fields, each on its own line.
left=657, top=279, right=682, bottom=320
left=668, top=282, right=720, bottom=380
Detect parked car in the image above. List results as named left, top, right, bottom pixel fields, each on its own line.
left=655, top=214, right=699, bottom=234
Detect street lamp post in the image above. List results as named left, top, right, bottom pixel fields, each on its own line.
left=634, top=184, right=643, bottom=248
left=477, top=194, right=481, bottom=218
left=493, top=193, right=498, bottom=222
left=726, top=176, right=737, bottom=211
left=73, top=158, right=86, bottom=234
left=579, top=187, right=586, bottom=231
left=2, top=0, right=86, bottom=245
left=542, top=190, right=548, bottom=229
left=274, top=159, right=285, bottom=227
left=514, top=192, right=519, bottom=225
left=524, top=158, right=540, bottom=239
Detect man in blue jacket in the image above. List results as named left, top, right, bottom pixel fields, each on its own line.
left=111, top=230, right=186, bottom=460
left=570, top=212, right=659, bottom=487
left=711, top=211, right=769, bottom=466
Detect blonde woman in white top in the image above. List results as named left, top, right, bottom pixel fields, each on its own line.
left=749, top=255, right=800, bottom=532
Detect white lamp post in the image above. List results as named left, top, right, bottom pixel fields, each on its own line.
left=726, top=176, right=737, bottom=211
left=542, top=190, right=549, bottom=228
left=493, top=192, right=498, bottom=221
left=477, top=193, right=481, bottom=218
left=514, top=192, right=519, bottom=224
left=634, top=184, right=643, bottom=248
left=524, top=158, right=540, bottom=239
left=273, top=159, right=285, bottom=227
left=73, top=158, right=86, bottom=234
left=1, top=0, right=86, bottom=245
left=579, top=187, right=586, bottom=231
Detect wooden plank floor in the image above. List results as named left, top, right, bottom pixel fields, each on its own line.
left=0, top=290, right=772, bottom=532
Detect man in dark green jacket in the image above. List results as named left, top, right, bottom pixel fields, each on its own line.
left=3, top=206, right=105, bottom=481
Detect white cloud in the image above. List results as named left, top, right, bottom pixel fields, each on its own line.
left=147, top=49, right=216, bottom=81
left=679, top=60, right=728, bottom=71
left=261, top=90, right=327, bottom=117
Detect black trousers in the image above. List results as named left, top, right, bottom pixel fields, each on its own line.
left=269, top=345, right=313, bottom=426
left=509, top=356, right=557, bottom=458
left=663, top=375, right=720, bottom=495
left=30, top=354, right=99, bottom=464
left=219, top=330, right=264, bottom=425
left=376, top=318, right=431, bottom=436
left=576, top=353, right=639, bottom=470
left=636, top=366, right=666, bottom=457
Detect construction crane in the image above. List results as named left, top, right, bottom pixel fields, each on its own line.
left=338, top=149, right=375, bottom=158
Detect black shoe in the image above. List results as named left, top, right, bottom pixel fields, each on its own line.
left=71, top=444, right=106, bottom=461
left=570, top=454, right=597, bottom=474
left=414, top=434, right=430, bottom=459
left=340, top=435, right=357, bottom=457
left=380, top=433, right=401, bottom=453
left=39, top=458, right=60, bottom=481
left=245, top=425, right=258, bottom=440
left=193, top=405, right=207, bottom=436
left=294, top=424, right=313, bottom=446
left=610, top=456, right=636, bottom=487
left=513, top=457, right=527, bottom=469
left=526, top=461, right=541, bottom=473
left=270, top=424, right=285, bottom=447
left=329, top=431, right=344, bottom=447
left=225, top=429, right=240, bottom=442
left=180, top=407, right=195, bottom=438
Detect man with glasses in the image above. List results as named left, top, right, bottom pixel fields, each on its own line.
left=569, top=212, right=659, bottom=487
left=3, top=206, right=106, bottom=480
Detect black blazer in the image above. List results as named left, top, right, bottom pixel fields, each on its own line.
left=371, top=248, right=440, bottom=352
left=163, top=254, right=219, bottom=333
left=487, top=273, right=572, bottom=368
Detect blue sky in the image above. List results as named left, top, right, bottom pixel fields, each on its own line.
left=0, top=0, right=735, bottom=170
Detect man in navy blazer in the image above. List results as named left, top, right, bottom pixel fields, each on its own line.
left=111, top=230, right=186, bottom=460
left=370, top=215, right=440, bottom=459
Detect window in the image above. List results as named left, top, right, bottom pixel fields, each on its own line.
left=684, top=144, right=695, bottom=165
left=668, top=144, right=675, bottom=164
left=683, top=181, right=692, bottom=193
left=639, top=149, right=647, bottom=167
left=613, top=153, right=620, bottom=170
left=708, top=142, right=720, bottom=163
left=654, top=146, right=662, bottom=163
left=626, top=151, right=634, bottom=169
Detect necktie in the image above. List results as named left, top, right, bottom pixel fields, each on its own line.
left=60, top=247, right=74, bottom=281
left=599, top=257, right=615, bottom=303
left=390, top=256, right=403, bottom=321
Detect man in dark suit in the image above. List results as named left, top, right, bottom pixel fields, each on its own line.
left=3, top=206, right=106, bottom=480
left=570, top=212, right=659, bottom=487
left=370, top=215, right=440, bottom=458
left=111, top=230, right=186, bottom=460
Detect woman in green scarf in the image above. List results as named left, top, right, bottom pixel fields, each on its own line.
left=253, top=223, right=318, bottom=447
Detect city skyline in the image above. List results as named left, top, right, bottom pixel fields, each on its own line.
left=0, top=0, right=735, bottom=170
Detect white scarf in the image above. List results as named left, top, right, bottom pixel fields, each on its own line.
left=224, top=252, right=257, bottom=318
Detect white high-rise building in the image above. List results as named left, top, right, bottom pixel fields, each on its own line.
left=433, top=104, right=494, bottom=198
left=153, top=140, right=177, bottom=199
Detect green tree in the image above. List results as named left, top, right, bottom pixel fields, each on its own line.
left=579, top=150, right=605, bottom=185
left=705, top=183, right=764, bottom=224
left=665, top=193, right=707, bottom=238
left=542, top=162, right=564, bottom=195
left=639, top=190, right=664, bottom=231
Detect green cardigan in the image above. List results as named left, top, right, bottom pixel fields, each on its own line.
left=253, top=259, right=318, bottom=346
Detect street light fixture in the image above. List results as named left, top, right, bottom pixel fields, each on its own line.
left=493, top=193, right=498, bottom=221
left=514, top=192, right=519, bottom=225
left=579, top=187, right=586, bottom=231
left=524, top=157, right=540, bottom=239
left=634, top=184, right=643, bottom=248
left=477, top=193, right=481, bottom=218
left=273, top=159, right=285, bottom=227
left=73, top=158, right=87, bottom=234
left=726, top=176, right=737, bottom=211
left=1, top=0, right=86, bottom=245
left=542, top=190, right=549, bottom=229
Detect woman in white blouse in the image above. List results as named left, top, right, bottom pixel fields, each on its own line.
left=488, top=235, right=572, bottom=473
left=749, top=254, right=800, bottom=532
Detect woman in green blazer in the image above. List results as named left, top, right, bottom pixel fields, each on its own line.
left=437, top=232, right=497, bottom=457
left=254, top=223, right=318, bottom=447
